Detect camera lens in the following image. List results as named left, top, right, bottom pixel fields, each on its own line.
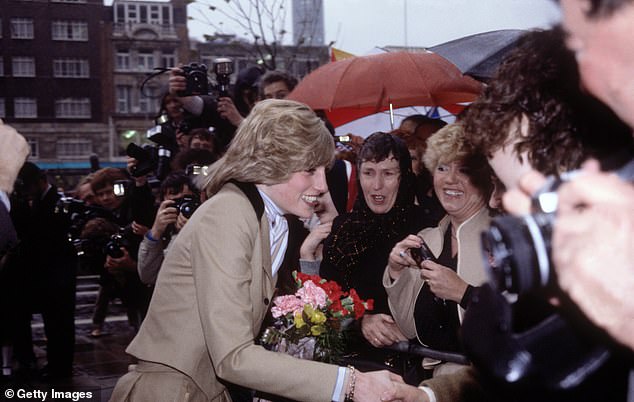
left=481, top=213, right=555, bottom=296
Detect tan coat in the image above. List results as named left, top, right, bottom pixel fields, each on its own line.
left=120, top=183, right=341, bottom=401
left=383, top=207, right=491, bottom=343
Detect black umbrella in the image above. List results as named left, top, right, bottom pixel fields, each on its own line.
left=429, top=29, right=528, bottom=82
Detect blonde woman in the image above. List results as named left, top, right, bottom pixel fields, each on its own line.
left=110, top=99, right=401, bottom=402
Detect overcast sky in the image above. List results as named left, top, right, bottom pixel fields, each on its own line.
left=188, top=0, right=561, bottom=55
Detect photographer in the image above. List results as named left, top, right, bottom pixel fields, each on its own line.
left=501, top=0, right=634, bottom=354
left=89, top=167, right=154, bottom=335
left=168, top=64, right=264, bottom=151
left=137, top=171, right=198, bottom=285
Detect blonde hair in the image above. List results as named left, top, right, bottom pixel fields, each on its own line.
left=423, top=122, right=494, bottom=201
left=200, top=99, right=334, bottom=197
left=423, top=122, right=471, bottom=172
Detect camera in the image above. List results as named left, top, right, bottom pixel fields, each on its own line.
left=55, top=196, right=113, bottom=242
left=481, top=159, right=634, bottom=297
left=179, top=62, right=209, bottom=96
left=171, top=195, right=200, bottom=219
left=126, top=143, right=172, bottom=180
left=410, top=238, right=434, bottom=265
left=104, top=230, right=133, bottom=259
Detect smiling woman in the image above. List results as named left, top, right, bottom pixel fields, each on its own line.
left=384, top=122, right=494, bottom=376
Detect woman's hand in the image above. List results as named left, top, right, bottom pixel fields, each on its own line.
left=420, top=260, right=468, bottom=302
left=387, top=235, right=424, bottom=279
left=150, top=199, right=179, bottom=239
left=361, top=313, right=408, bottom=348
left=300, top=221, right=332, bottom=260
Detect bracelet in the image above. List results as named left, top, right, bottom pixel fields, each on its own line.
left=344, top=365, right=356, bottom=402
left=145, top=231, right=159, bottom=242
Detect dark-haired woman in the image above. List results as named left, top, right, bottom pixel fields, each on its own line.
left=320, top=132, right=435, bottom=378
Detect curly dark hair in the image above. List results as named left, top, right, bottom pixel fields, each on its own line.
left=462, top=27, right=632, bottom=176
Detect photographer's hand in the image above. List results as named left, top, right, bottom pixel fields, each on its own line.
left=105, top=248, right=136, bottom=272
left=217, top=97, right=244, bottom=127
left=175, top=212, right=189, bottom=232
left=553, top=160, right=634, bottom=350
left=502, top=169, right=547, bottom=215
left=150, top=199, right=179, bottom=239
left=169, top=67, right=203, bottom=115
left=381, top=382, right=430, bottom=402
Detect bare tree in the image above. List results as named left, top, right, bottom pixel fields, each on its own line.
left=189, top=0, right=328, bottom=72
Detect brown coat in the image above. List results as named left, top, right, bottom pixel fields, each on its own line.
left=121, top=183, right=341, bottom=401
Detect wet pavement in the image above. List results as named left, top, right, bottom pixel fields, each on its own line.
left=1, top=276, right=137, bottom=402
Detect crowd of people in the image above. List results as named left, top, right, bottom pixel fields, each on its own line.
left=1, top=0, right=633, bottom=400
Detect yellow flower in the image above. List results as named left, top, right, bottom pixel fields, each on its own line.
left=310, top=324, right=327, bottom=336
left=294, top=312, right=306, bottom=328
left=303, top=305, right=327, bottom=324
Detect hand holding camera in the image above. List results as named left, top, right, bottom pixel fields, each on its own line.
left=150, top=199, right=180, bottom=240
left=387, top=235, right=426, bottom=279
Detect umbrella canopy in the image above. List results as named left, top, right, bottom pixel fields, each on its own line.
left=287, top=51, right=482, bottom=126
left=429, top=29, right=527, bottom=82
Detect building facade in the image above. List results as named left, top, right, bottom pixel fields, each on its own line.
left=0, top=0, right=110, bottom=177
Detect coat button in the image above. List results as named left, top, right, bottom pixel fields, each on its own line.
left=263, top=298, right=270, bottom=305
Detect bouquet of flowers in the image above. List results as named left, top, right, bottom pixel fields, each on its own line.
left=260, top=271, right=373, bottom=363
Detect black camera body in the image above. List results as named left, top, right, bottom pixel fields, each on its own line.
left=179, top=62, right=209, bottom=96
left=55, top=197, right=113, bottom=242
left=126, top=143, right=172, bottom=180
left=171, top=195, right=200, bottom=219
left=410, top=239, right=434, bottom=265
left=481, top=159, right=634, bottom=298
left=104, top=230, right=133, bottom=259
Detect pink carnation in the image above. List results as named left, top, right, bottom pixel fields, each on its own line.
left=297, top=280, right=328, bottom=309
left=271, top=295, right=304, bottom=318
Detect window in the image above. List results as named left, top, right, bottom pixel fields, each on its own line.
left=137, top=51, right=154, bottom=71
left=139, top=86, right=159, bottom=113
left=116, top=51, right=130, bottom=71
left=55, top=98, right=91, bottom=118
left=27, top=139, right=39, bottom=158
left=10, top=18, right=34, bottom=39
left=161, top=52, right=176, bottom=68
left=0, top=20, right=3, bottom=39
left=162, top=6, right=171, bottom=25
left=115, top=4, right=125, bottom=23
left=52, top=20, right=88, bottom=41
left=0, top=57, right=4, bottom=76
left=14, top=98, right=37, bottom=118
left=57, top=139, right=92, bottom=158
left=127, top=4, right=138, bottom=22
left=150, top=6, right=160, bottom=24
left=116, top=85, right=131, bottom=113
left=0, top=98, right=5, bottom=118
left=140, top=5, right=148, bottom=23
left=53, top=59, right=89, bottom=78
left=12, top=57, right=36, bottom=77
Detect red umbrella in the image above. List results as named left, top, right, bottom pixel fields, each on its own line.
left=287, top=51, right=482, bottom=126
